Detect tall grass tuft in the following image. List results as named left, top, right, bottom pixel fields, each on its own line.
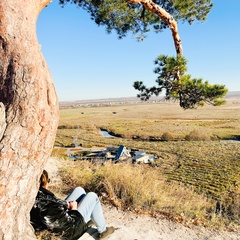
left=59, top=160, right=213, bottom=224
left=185, top=130, right=211, bottom=141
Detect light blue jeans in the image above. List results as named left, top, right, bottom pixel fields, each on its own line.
left=65, top=187, right=106, bottom=233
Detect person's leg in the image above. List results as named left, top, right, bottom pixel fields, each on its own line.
left=77, top=192, right=106, bottom=233
left=66, top=188, right=115, bottom=238
left=65, top=186, right=86, bottom=203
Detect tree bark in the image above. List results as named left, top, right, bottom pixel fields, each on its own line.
left=0, top=0, right=58, bottom=239
left=0, top=0, right=182, bottom=238
left=127, top=0, right=183, bottom=56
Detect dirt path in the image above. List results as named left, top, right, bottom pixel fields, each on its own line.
left=45, top=157, right=240, bottom=240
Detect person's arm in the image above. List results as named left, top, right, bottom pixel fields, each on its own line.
left=68, top=201, right=78, bottom=210
left=36, top=188, right=87, bottom=239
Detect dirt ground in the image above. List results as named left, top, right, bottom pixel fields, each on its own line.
left=45, top=157, right=240, bottom=240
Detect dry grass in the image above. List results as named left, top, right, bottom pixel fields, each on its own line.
left=51, top=96, right=240, bottom=230
left=36, top=231, right=60, bottom=240
left=59, top=160, right=213, bottom=226
left=56, top=99, right=240, bottom=145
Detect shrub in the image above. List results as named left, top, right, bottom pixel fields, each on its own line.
left=185, top=130, right=210, bottom=141
left=161, top=132, right=174, bottom=141
left=58, top=124, right=80, bottom=129
left=218, top=188, right=240, bottom=224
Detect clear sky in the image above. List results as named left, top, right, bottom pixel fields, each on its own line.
left=37, top=0, right=240, bottom=102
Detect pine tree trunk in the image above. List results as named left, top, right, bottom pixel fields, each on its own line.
left=0, top=0, right=58, bottom=239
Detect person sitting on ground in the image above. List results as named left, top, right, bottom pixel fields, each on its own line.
left=30, top=169, right=115, bottom=240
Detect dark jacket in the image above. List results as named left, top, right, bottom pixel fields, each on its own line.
left=30, top=187, right=87, bottom=240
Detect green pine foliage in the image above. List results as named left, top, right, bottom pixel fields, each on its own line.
left=59, top=0, right=213, bottom=39
left=58, top=1, right=226, bottom=109
left=134, top=55, right=228, bottom=109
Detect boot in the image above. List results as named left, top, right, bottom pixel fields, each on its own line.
left=99, top=226, right=115, bottom=239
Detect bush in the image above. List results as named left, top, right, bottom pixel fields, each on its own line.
left=161, top=132, right=174, bottom=141
left=58, top=124, right=80, bottom=129
left=185, top=130, right=210, bottom=141
left=218, top=188, right=240, bottom=224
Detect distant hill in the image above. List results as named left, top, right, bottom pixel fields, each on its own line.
left=224, top=91, right=240, bottom=99
left=59, top=91, right=239, bottom=108
left=59, top=96, right=145, bottom=108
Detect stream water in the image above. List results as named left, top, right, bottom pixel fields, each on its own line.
left=99, top=130, right=115, bottom=138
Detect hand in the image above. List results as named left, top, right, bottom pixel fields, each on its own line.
left=69, top=201, right=78, bottom=210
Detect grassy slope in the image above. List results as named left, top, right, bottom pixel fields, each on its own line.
left=53, top=95, right=240, bottom=228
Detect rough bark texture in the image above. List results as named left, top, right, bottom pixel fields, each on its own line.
left=0, top=0, right=58, bottom=239
left=0, top=0, right=181, bottom=239
left=127, top=0, right=183, bottom=55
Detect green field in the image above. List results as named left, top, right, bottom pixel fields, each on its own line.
left=57, top=95, right=240, bottom=144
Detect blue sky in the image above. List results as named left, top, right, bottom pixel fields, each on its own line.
left=37, top=1, right=240, bottom=101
